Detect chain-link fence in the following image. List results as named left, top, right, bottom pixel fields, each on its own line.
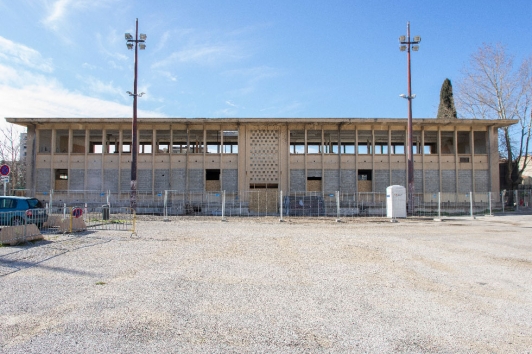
left=15, top=188, right=532, bottom=222
left=0, top=205, right=136, bottom=245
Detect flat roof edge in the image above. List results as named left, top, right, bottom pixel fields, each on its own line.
left=5, top=117, right=518, bottom=128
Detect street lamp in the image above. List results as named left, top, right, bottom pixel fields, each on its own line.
left=125, top=18, right=146, bottom=212
left=399, top=21, right=420, bottom=215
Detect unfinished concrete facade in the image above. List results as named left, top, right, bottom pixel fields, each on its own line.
left=7, top=117, right=515, bottom=203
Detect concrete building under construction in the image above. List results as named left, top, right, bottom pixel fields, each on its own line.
left=7, top=117, right=515, bottom=209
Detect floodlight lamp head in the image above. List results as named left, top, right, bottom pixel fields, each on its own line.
left=139, top=34, right=147, bottom=40
left=127, top=91, right=133, bottom=96
left=400, top=45, right=407, bottom=51
left=400, top=94, right=406, bottom=98
left=125, top=33, right=133, bottom=40
left=412, top=45, right=419, bottom=51
left=399, top=36, right=406, bottom=42
left=138, top=92, right=145, bottom=97
left=411, top=94, right=416, bottom=99
left=414, top=36, right=421, bottom=42
left=139, top=44, right=146, bottom=50
left=126, top=43, right=134, bottom=50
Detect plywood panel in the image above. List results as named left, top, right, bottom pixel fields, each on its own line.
left=206, top=180, right=221, bottom=191
left=358, top=180, right=372, bottom=192
left=307, top=180, right=322, bottom=192
left=249, top=189, right=278, bottom=214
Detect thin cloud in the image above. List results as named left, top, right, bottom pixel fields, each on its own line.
left=80, top=75, right=123, bottom=98
left=42, top=0, right=72, bottom=30
left=0, top=61, right=164, bottom=127
left=0, top=36, right=53, bottom=72
left=153, top=44, right=243, bottom=68
left=221, top=66, right=279, bottom=82
left=41, top=0, right=120, bottom=32
left=1, top=83, right=165, bottom=120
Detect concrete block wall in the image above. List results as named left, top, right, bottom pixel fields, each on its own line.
left=324, top=170, right=339, bottom=193
left=120, top=169, right=131, bottom=192
left=391, top=170, right=406, bottom=188
left=70, top=169, right=85, bottom=190
left=340, top=170, right=356, bottom=192
left=475, top=170, right=489, bottom=192
left=290, top=169, right=305, bottom=192
left=424, top=170, right=439, bottom=193
left=374, top=170, right=390, bottom=193
left=86, top=169, right=101, bottom=191
left=415, top=170, right=423, bottom=192
left=458, top=170, right=473, bottom=194
left=137, top=169, right=152, bottom=192
left=222, top=169, right=238, bottom=192
left=442, top=170, right=456, bottom=193
left=307, top=169, right=321, bottom=178
left=36, top=168, right=51, bottom=192
left=188, top=169, right=204, bottom=191
left=154, top=169, right=170, bottom=192
left=103, top=169, right=118, bottom=192
left=171, top=169, right=186, bottom=192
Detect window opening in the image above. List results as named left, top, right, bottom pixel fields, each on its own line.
left=156, top=130, right=170, bottom=153
left=89, top=130, right=102, bottom=154
left=357, top=130, right=372, bottom=154
left=289, top=130, right=305, bottom=154
left=55, top=129, right=69, bottom=153
left=358, top=170, right=372, bottom=181
left=457, top=131, right=471, bottom=154
left=172, top=129, right=188, bottom=153
left=190, top=130, right=204, bottom=153
left=474, top=131, right=487, bottom=154
left=307, top=130, right=322, bottom=154
left=222, top=130, right=238, bottom=153
left=441, top=131, right=454, bottom=154
left=39, top=129, right=52, bottom=153
left=72, top=130, right=85, bottom=153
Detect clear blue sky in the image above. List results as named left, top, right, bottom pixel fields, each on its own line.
left=1, top=0, right=531, bottom=127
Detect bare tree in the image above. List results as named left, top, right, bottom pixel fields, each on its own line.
left=0, top=123, right=26, bottom=192
left=456, top=43, right=532, bottom=190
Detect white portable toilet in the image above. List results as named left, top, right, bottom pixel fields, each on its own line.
left=386, top=185, right=407, bottom=218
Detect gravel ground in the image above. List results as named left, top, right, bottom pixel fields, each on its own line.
left=0, top=215, right=531, bottom=353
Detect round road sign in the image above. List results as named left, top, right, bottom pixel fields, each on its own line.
left=72, top=208, right=83, bottom=218
left=0, top=164, right=10, bottom=176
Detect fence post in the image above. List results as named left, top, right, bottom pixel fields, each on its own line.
left=488, top=192, right=492, bottom=216
left=63, top=203, right=67, bottom=219
left=502, top=190, right=506, bottom=213
left=279, top=190, right=284, bottom=222
left=107, top=190, right=111, bottom=207
left=221, top=190, right=226, bottom=221
left=49, top=189, right=54, bottom=215
left=163, top=190, right=169, bottom=221
left=514, top=190, right=519, bottom=211
left=469, top=191, right=474, bottom=219
left=336, top=191, right=341, bottom=222
left=438, top=192, right=441, bottom=219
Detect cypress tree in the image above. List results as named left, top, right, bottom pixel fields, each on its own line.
left=437, top=78, right=457, bottom=119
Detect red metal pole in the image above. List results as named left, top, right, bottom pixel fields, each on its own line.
left=130, top=18, right=138, bottom=212
left=406, top=22, right=415, bottom=215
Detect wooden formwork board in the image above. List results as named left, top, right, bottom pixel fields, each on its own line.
left=206, top=180, right=221, bottom=191
left=358, top=180, right=372, bottom=192
left=249, top=190, right=278, bottom=213
left=307, top=180, right=322, bottom=192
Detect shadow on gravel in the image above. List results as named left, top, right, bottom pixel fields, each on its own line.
left=0, top=235, right=111, bottom=277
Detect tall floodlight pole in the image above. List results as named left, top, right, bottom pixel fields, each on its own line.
left=125, top=19, right=146, bottom=212
left=399, top=22, right=420, bottom=215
